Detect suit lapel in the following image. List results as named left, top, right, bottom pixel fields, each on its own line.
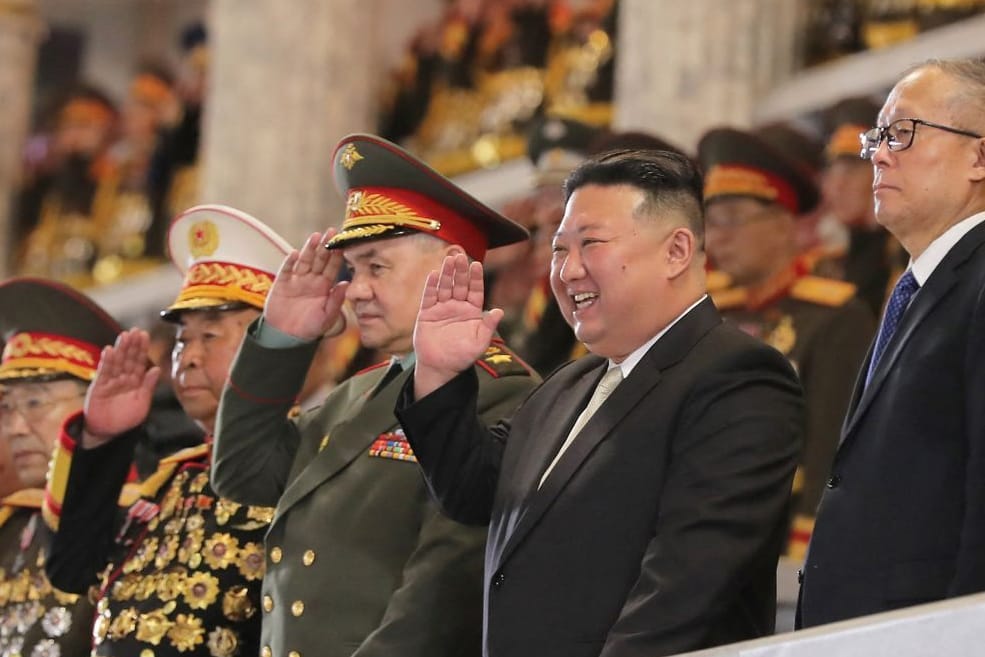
left=274, top=366, right=409, bottom=518
left=841, top=222, right=985, bottom=443
left=496, top=298, right=721, bottom=568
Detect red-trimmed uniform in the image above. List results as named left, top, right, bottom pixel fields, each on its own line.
left=0, top=278, right=121, bottom=657
left=43, top=206, right=290, bottom=656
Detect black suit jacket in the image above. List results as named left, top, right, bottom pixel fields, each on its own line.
left=396, top=298, right=804, bottom=657
left=799, top=220, right=985, bottom=627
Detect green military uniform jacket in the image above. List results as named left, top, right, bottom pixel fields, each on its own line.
left=0, top=490, right=93, bottom=657
left=713, top=271, right=875, bottom=557
left=213, top=323, right=537, bottom=657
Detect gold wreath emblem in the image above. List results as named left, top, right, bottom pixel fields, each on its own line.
left=339, top=144, right=363, bottom=170
left=188, top=220, right=220, bottom=258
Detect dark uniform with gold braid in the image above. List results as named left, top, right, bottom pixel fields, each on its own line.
left=44, top=206, right=295, bottom=656
left=0, top=278, right=124, bottom=657
left=213, top=135, right=538, bottom=657
left=699, top=128, right=875, bottom=557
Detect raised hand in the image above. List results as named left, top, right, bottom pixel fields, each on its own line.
left=413, top=253, right=503, bottom=399
left=264, top=227, right=349, bottom=340
left=83, top=328, right=161, bottom=448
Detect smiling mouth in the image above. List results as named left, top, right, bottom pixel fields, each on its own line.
left=571, top=292, right=599, bottom=310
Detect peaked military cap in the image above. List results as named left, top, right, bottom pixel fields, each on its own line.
left=698, top=127, right=820, bottom=215
left=754, top=122, right=825, bottom=177
left=527, top=117, right=601, bottom=186
left=0, top=278, right=121, bottom=382
left=823, top=96, right=881, bottom=161
left=326, top=134, right=529, bottom=261
left=162, top=204, right=292, bottom=321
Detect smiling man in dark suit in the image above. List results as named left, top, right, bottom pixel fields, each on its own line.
left=395, top=149, right=805, bottom=657
left=799, top=57, right=985, bottom=627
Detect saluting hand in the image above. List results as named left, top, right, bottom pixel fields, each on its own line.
left=413, top=253, right=503, bottom=399
left=83, top=328, right=160, bottom=448
left=264, top=227, right=349, bottom=341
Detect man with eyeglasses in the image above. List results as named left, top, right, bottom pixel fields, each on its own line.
left=798, top=56, right=985, bottom=628
left=698, top=127, right=875, bottom=560
left=0, top=278, right=121, bottom=657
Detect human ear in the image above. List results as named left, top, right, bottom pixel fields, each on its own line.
left=665, top=227, right=695, bottom=278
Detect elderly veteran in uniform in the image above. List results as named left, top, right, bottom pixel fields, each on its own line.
left=698, top=128, right=875, bottom=557
left=44, top=205, right=290, bottom=657
left=212, top=134, right=537, bottom=657
left=0, top=278, right=120, bottom=657
left=815, top=96, right=904, bottom=316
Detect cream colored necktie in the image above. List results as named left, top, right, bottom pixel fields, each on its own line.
left=539, top=366, right=623, bottom=488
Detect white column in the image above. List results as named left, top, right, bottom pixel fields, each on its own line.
left=0, top=0, right=43, bottom=276
left=200, top=0, right=381, bottom=246
left=614, top=0, right=805, bottom=152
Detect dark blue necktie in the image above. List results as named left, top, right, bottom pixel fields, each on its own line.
left=866, top=269, right=919, bottom=385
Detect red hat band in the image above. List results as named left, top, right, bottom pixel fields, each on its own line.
left=704, top=164, right=800, bottom=215
left=1, top=331, right=103, bottom=381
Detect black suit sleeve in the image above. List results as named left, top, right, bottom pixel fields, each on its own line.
left=45, top=415, right=138, bottom=594
left=599, top=348, right=803, bottom=656
left=396, top=367, right=511, bottom=526
left=951, top=282, right=985, bottom=595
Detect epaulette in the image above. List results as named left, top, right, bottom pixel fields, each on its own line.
left=706, top=269, right=733, bottom=294
left=0, top=506, right=14, bottom=529
left=710, top=285, right=748, bottom=311
left=355, top=360, right=390, bottom=377
left=1, top=488, right=44, bottom=510
left=476, top=341, right=535, bottom=379
left=159, top=443, right=211, bottom=466
left=790, top=275, right=857, bottom=307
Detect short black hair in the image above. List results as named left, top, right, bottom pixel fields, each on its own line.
left=563, top=149, right=705, bottom=248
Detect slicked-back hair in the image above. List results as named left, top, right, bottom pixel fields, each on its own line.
left=563, top=149, right=706, bottom=248
left=910, top=57, right=985, bottom=129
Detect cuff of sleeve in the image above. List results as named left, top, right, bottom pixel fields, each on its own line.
left=227, top=317, right=322, bottom=405
left=255, top=316, right=319, bottom=349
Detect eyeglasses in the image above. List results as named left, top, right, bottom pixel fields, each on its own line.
left=0, top=391, right=85, bottom=426
left=859, top=118, right=982, bottom=159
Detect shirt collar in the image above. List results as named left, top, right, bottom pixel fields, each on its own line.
left=611, top=295, right=707, bottom=378
left=910, top=210, right=985, bottom=286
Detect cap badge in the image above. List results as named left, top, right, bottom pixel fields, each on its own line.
left=188, top=220, right=219, bottom=258
left=339, top=144, right=363, bottom=170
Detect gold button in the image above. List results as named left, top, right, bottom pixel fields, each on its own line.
left=289, top=652, right=301, bottom=657
left=269, top=547, right=283, bottom=564
left=261, top=647, right=272, bottom=657
left=141, top=650, right=154, bottom=657
left=302, top=550, right=316, bottom=566
left=291, top=600, right=304, bottom=617
left=262, top=595, right=274, bottom=612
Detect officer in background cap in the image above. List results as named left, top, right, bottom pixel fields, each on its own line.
left=212, top=133, right=538, bottom=657
left=510, top=116, right=599, bottom=376
left=816, top=96, right=905, bottom=316
left=699, top=127, right=875, bottom=558
left=0, top=278, right=120, bottom=657
left=43, top=205, right=294, bottom=656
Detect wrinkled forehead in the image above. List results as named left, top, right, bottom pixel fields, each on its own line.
left=3, top=378, right=81, bottom=397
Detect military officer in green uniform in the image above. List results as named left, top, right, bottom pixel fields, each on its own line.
left=43, top=205, right=295, bottom=656
left=698, top=128, right=876, bottom=558
left=212, top=134, right=538, bottom=657
left=0, top=278, right=122, bottom=657
left=815, top=96, right=905, bottom=316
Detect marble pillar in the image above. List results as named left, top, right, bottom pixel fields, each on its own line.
left=614, top=0, right=804, bottom=152
left=201, top=0, right=385, bottom=246
left=0, top=0, right=42, bottom=276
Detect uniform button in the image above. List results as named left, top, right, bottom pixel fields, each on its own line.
left=263, top=595, right=274, bottom=612
left=289, top=652, right=301, bottom=657
left=797, top=569, right=804, bottom=584
left=492, top=571, right=505, bottom=589
left=826, top=475, right=841, bottom=489
left=269, top=547, right=282, bottom=563
left=302, top=550, right=316, bottom=566
left=291, top=600, right=305, bottom=617
left=261, top=647, right=272, bottom=657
